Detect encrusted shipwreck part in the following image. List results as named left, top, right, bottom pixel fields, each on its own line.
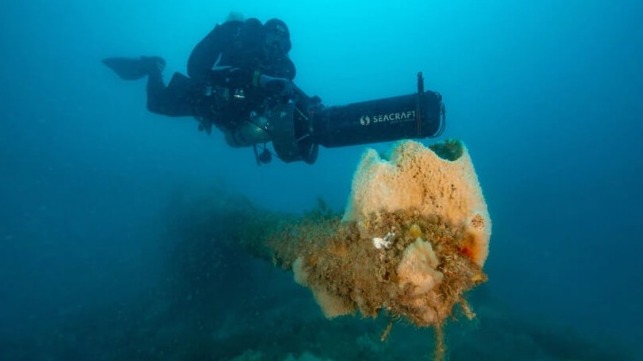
left=269, top=210, right=488, bottom=326
left=241, top=139, right=490, bottom=360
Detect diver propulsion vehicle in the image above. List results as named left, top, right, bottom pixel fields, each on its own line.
left=233, top=73, right=445, bottom=164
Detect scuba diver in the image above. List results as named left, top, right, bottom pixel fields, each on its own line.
left=103, top=12, right=446, bottom=165
left=103, top=13, right=300, bottom=162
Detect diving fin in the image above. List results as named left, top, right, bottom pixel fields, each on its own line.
left=102, top=56, right=165, bottom=80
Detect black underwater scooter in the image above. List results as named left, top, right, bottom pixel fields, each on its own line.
left=259, top=72, right=445, bottom=165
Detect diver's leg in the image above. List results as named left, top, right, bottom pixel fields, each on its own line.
left=145, top=67, right=168, bottom=114
left=147, top=71, right=196, bottom=117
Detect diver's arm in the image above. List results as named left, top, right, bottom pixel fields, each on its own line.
left=209, top=67, right=294, bottom=98
left=187, top=20, right=243, bottom=81
left=276, top=56, right=296, bottom=81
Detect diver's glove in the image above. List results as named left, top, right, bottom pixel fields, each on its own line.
left=258, top=74, right=293, bottom=97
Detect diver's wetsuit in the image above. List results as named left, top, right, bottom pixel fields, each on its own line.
left=146, top=18, right=296, bottom=128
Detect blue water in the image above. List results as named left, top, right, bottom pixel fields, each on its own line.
left=1, top=1, right=642, bottom=360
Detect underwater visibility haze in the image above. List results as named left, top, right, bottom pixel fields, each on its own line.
left=1, top=0, right=642, bottom=360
